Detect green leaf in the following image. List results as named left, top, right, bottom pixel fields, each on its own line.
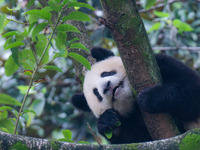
left=55, top=31, right=67, bottom=50
left=17, top=85, right=36, bottom=95
left=22, top=109, right=36, bottom=127
left=116, top=121, right=121, bottom=127
left=148, top=22, right=161, bottom=33
left=56, top=0, right=61, bottom=3
left=6, top=4, right=21, bottom=11
left=62, top=129, right=72, bottom=140
left=62, top=0, right=70, bottom=5
left=21, top=29, right=28, bottom=37
left=67, top=2, right=95, bottom=10
left=34, top=34, right=49, bottom=65
left=5, top=42, right=24, bottom=50
left=70, top=43, right=89, bottom=52
left=23, top=70, right=33, bottom=76
left=4, top=55, right=19, bottom=76
left=34, top=78, right=47, bottom=84
left=23, top=110, right=36, bottom=115
left=154, top=11, right=169, bottom=18
left=43, top=65, right=63, bottom=73
left=0, top=14, right=7, bottom=33
left=0, top=106, right=18, bottom=118
left=28, top=14, right=38, bottom=24
left=68, top=52, right=91, bottom=70
left=104, top=130, right=112, bottom=139
left=0, top=127, right=9, bottom=133
left=0, top=94, right=21, bottom=106
left=62, top=11, right=91, bottom=22
left=57, top=138, right=74, bottom=143
left=25, top=9, right=52, bottom=21
left=57, top=24, right=80, bottom=33
left=20, top=60, right=34, bottom=71
left=32, top=22, right=48, bottom=37
left=28, top=22, right=37, bottom=34
left=0, top=111, right=8, bottom=120
left=66, top=37, right=79, bottom=48
left=173, top=19, right=193, bottom=33
left=48, top=0, right=62, bottom=12
left=26, top=0, right=35, bottom=8
left=78, top=141, right=90, bottom=144
left=0, top=106, right=15, bottom=111
left=29, top=99, right=45, bottom=116
left=0, top=119, right=15, bottom=134
left=42, top=6, right=54, bottom=12
left=11, top=46, right=20, bottom=66
left=145, top=0, right=156, bottom=9
left=2, top=31, right=21, bottom=38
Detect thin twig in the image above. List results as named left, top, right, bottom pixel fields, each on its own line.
left=37, top=57, right=57, bottom=69
left=6, top=18, right=29, bottom=25
left=37, top=12, right=62, bottom=66
left=30, top=42, right=38, bottom=65
left=139, top=0, right=181, bottom=13
left=86, top=122, right=102, bottom=147
left=14, top=9, right=63, bottom=134
left=14, top=69, right=36, bottom=134
left=153, top=46, right=200, bottom=52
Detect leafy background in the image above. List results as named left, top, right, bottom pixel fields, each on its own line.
left=0, top=0, right=200, bottom=144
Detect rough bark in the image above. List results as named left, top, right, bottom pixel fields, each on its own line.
left=0, top=129, right=199, bottom=150
left=100, top=0, right=178, bottom=140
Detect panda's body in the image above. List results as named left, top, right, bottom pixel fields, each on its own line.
left=71, top=47, right=200, bottom=144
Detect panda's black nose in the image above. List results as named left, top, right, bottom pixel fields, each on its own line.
left=103, top=81, right=111, bottom=94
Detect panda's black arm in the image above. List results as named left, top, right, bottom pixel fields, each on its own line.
left=70, top=93, right=91, bottom=112
left=138, top=54, right=200, bottom=121
left=137, top=83, right=200, bottom=121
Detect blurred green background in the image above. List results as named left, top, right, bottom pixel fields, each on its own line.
left=0, top=0, right=200, bottom=144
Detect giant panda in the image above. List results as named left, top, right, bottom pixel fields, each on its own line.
left=71, top=47, right=200, bottom=144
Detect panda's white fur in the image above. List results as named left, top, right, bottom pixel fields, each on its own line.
left=83, top=56, right=134, bottom=118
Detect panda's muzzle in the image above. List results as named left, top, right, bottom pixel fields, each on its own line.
left=112, top=81, right=124, bottom=97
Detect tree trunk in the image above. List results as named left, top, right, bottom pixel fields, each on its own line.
left=0, top=130, right=199, bottom=149
left=100, top=0, right=179, bottom=140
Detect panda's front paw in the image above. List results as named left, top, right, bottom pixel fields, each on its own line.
left=97, top=109, right=121, bottom=137
left=137, top=87, right=155, bottom=113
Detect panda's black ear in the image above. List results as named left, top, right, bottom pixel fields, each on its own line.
left=91, top=47, right=114, bottom=62
left=70, top=93, right=91, bottom=112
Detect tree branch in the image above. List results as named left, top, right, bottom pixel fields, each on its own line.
left=0, top=130, right=199, bottom=149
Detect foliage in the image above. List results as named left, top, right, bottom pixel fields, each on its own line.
left=0, top=0, right=199, bottom=144
left=0, top=0, right=94, bottom=139
left=57, top=129, right=89, bottom=144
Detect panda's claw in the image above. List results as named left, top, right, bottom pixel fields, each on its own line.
left=97, top=109, right=121, bottom=137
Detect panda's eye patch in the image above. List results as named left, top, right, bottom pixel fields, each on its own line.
left=101, top=71, right=117, bottom=77
left=93, top=88, right=103, bottom=102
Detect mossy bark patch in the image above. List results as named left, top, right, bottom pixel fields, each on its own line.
left=11, top=142, right=29, bottom=150
left=179, top=132, right=200, bottom=150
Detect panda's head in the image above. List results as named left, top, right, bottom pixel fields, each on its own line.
left=71, top=47, right=135, bottom=118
